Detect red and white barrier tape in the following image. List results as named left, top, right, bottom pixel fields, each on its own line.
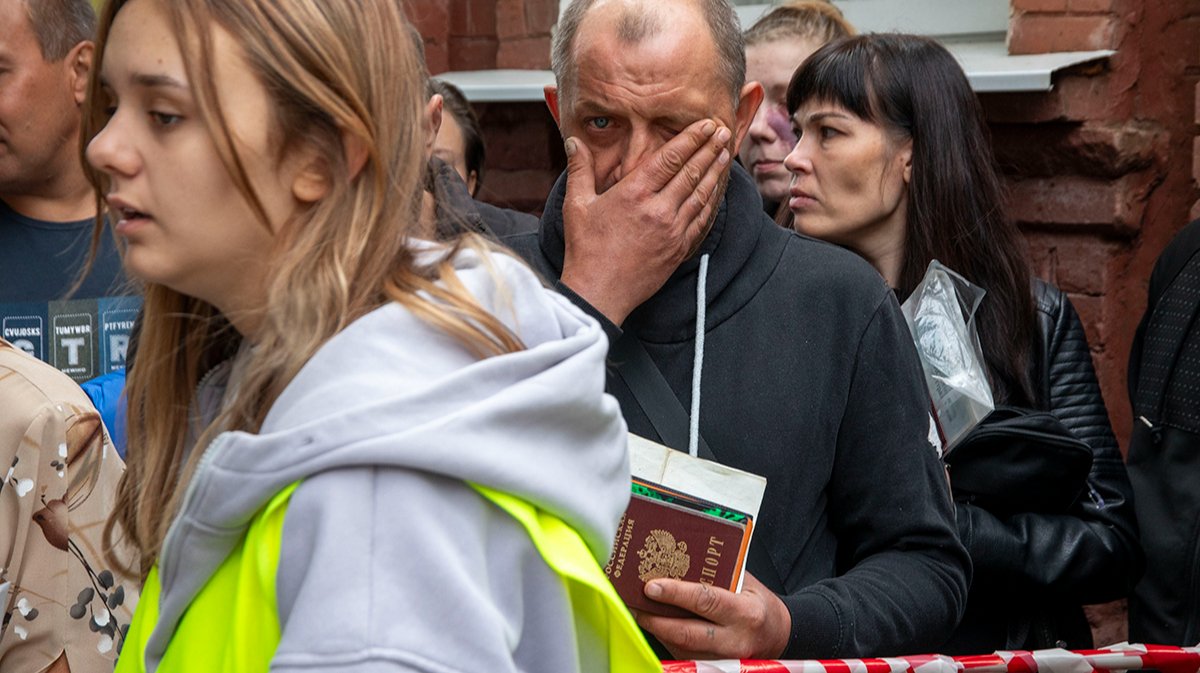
left=663, top=643, right=1200, bottom=673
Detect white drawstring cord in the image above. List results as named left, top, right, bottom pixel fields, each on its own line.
left=689, top=253, right=710, bottom=458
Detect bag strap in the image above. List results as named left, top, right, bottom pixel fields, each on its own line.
left=610, top=332, right=716, bottom=461
left=610, top=333, right=786, bottom=591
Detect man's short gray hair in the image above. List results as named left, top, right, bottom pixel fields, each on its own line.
left=22, top=0, right=96, bottom=62
left=551, top=0, right=745, bottom=105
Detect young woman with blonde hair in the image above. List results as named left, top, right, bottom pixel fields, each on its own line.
left=739, top=1, right=854, bottom=216
left=83, top=0, right=656, bottom=670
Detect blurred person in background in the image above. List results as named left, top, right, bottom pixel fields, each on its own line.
left=738, top=0, right=853, bottom=217
left=421, top=77, right=540, bottom=239
left=1126, top=217, right=1200, bottom=646
left=1, top=335, right=136, bottom=673
left=429, top=79, right=486, bottom=197
left=0, top=0, right=129, bottom=331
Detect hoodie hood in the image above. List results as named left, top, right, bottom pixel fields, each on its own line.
left=146, top=246, right=629, bottom=664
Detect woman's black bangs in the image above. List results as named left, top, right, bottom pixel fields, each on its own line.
left=786, top=39, right=876, bottom=122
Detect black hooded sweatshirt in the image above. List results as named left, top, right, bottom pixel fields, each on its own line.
left=504, top=163, right=971, bottom=659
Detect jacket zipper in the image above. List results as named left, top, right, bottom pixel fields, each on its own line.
left=157, top=432, right=229, bottom=600
left=157, top=358, right=235, bottom=598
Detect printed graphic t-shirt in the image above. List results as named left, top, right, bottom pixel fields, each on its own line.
left=0, top=199, right=139, bottom=381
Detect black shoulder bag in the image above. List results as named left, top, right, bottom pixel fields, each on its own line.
left=945, top=405, right=1093, bottom=516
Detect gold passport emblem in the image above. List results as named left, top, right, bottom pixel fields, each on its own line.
left=637, top=529, right=691, bottom=581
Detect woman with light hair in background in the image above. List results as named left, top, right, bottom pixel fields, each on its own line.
left=82, top=0, right=656, bottom=670
left=739, top=0, right=854, bottom=217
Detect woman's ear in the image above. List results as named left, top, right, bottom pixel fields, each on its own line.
left=467, top=170, right=479, bottom=196
left=291, top=158, right=329, bottom=203
left=424, top=94, right=444, bottom=161
left=900, top=139, right=913, bottom=185
left=289, top=142, right=333, bottom=203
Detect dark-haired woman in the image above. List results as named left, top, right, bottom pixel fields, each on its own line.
left=739, top=0, right=854, bottom=217
left=782, top=33, right=1142, bottom=652
left=429, top=79, right=486, bottom=197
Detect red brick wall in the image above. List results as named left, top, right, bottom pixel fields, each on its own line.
left=406, top=0, right=557, bottom=73
left=994, top=2, right=1198, bottom=642
left=407, top=0, right=565, bottom=213
left=473, top=102, right=566, bottom=214
left=988, top=0, right=1200, bottom=456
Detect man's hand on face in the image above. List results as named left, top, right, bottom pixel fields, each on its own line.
left=558, top=118, right=732, bottom=326
left=633, top=571, right=792, bottom=660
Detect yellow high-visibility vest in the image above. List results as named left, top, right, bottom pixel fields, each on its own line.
left=117, top=482, right=659, bottom=673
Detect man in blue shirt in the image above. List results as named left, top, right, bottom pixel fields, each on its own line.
left=0, top=0, right=134, bottom=383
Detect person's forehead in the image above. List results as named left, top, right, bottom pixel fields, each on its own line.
left=0, top=0, right=40, bottom=59
left=792, top=99, right=857, bottom=125
left=747, top=39, right=819, bottom=76
left=570, top=7, right=729, bottom=121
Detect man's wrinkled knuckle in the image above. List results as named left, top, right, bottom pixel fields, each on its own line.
left=628, top=185, right=653, bottom=207
left=694, top=583, right=721, bottom=615
left=648, top=206, right=672, bottom=227
left=659, top=147, right=686, bottom=172
left=682, top=165, right=702, bottom=188
left=677, top=627, right=706, bottom=653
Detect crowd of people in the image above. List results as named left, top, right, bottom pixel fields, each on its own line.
left=0, top=0, right=1196, bottom=670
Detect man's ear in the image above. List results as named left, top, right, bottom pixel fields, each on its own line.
left=544, top=85, right=562, bottom=126
left=68, top=41, right=94, bottom=105
left=731, top=81, right=765, bottom=150
left=423, top=94, right=444, bottom=162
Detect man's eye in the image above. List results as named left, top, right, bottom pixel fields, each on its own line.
left=588, top=117, right=611, bottom=130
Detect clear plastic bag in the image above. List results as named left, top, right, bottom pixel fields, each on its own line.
left=901, top=260, right=995, bottom=451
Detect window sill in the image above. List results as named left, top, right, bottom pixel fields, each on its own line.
left=433, top=41, right=1112, bottom=102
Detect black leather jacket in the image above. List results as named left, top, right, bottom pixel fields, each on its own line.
left=942, top=280, right=1143, bottom=653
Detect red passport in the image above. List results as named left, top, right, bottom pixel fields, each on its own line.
left=603, top=491, right=751, bottom=618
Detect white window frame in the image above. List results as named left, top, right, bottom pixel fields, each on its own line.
left=442, top=0, right=1111, bottom=101
left=732, top=0, right=1008, bottom=41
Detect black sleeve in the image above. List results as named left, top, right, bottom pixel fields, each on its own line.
left=552, top=281, right=624, bottom=345
left=957, top=293, right=1143, bottom=603
left=1129, top=218, right=1200, bottom=403
left=780, top=293, right=972, bottom=658
left=497, top=232, right=624, bottom=346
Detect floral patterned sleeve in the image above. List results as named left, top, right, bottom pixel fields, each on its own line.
left=0, top=343, right=138, bottom=673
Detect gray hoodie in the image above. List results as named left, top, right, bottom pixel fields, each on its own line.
left=140, top=249, right=632, bottom=673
